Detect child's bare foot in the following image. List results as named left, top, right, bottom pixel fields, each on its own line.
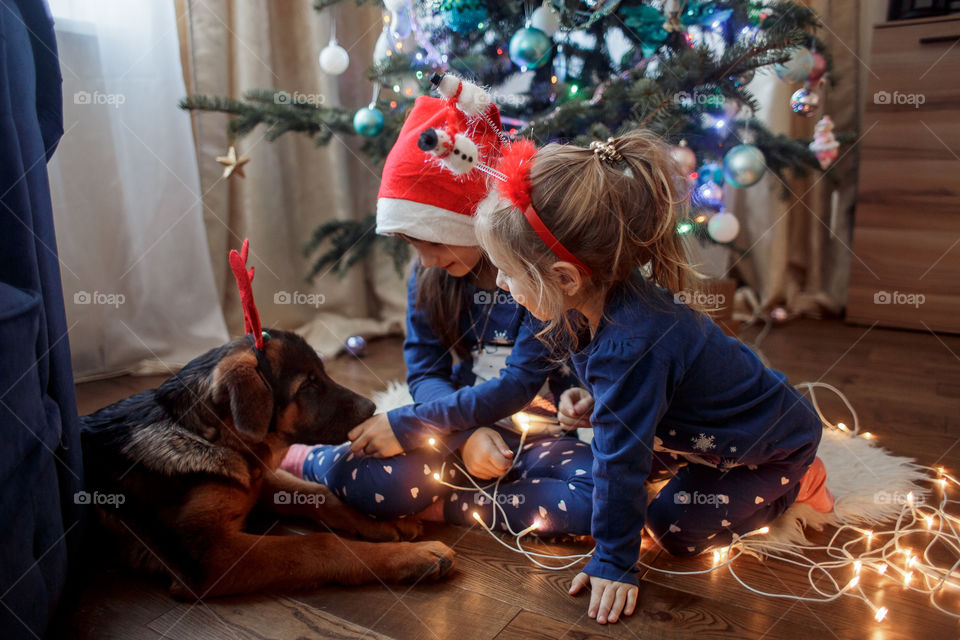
left=415, top=499, right=446, bottom=522
left=795, top=457, right=834, bottom=513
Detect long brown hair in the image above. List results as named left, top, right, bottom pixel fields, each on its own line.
left=414, top=258, right=491, bottom=361
left=476, top=129, right=703, bottom=350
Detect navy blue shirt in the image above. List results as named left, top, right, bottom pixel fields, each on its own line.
left=573, top=278, right=821, bottom=585
left=387, top=267, right=575, bottom=450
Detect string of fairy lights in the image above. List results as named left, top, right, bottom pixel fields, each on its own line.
left=427, top=382, right=960, bottom=624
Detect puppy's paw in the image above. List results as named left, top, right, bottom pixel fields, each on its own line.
left=391, top=541, right=455, bottom=583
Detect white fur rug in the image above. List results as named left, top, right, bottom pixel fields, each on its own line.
left=372, top=381, right=929, bottom=553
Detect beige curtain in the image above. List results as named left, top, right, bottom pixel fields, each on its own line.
left=176, top=0, right=885, bottom=339
left=177, top=0, right=405, bottom=357
left=726, top=0, right=889, bottom=321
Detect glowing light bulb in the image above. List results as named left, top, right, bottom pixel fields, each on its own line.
left=433, top=473, right=440, bottom=481
left=878, top=564, right=887, bottom=575
left=875, top=606, right=888, bottom=622
left=837, top=422, right=848, bottom=431
left=925, top=515, right=934, bottom=528
left=861, top=432, right=873, bottom=439
left=712, top=550, right=721, bottom=564
left=854, top=561, right=862, bottom=574
left=846, top=576, right=860, bottom=590
left=908, top=556, right=918, bottom=568
left=904, top=571, right=913, bottom=586
left=907, top=492, right=914, bottom=505
left=939, top=478, right=948, bottom=488
left=758, top=526, right=770, bottom=534
left=866, top=530, right=873, bottom=540
left=937, top=466, right=945, bottom=476
left=472, top=511, right=481, bottom=521
left=428, top=437, right=436, bottom=446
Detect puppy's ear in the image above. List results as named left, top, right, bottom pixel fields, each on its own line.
left=210, top=352, right=273, bottom=443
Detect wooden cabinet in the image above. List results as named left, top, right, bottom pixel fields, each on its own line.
left=846, top=15, right=960, bottom=333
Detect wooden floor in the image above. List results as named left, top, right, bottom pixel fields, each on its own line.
left=59, top=318, right=960, bottom=639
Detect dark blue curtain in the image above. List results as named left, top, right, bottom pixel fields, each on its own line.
left=0, top=1, right=83, bottom=638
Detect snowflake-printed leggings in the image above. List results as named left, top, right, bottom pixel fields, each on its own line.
left=282, top=429, right=594, bottom=536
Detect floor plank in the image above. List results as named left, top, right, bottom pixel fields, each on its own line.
left=63, top=319, right=960, bottom=639
left=148, top=595, right=392, bottom=640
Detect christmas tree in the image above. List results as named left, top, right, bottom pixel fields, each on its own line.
left=181, top=0, right=843, bottom=278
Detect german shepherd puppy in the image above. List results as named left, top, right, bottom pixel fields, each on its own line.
left=80, top=330, right=454, bottom=597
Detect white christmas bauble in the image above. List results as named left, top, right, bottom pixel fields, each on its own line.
left=383, top=0, right=407, bottom=11
left=530, top=3, right=561, bottom=37
left=707, top=211, right=740, bottom=243
left=319, top=42, right=349, bottom=75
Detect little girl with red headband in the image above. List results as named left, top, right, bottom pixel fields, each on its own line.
left=280, top=75, right=596, bottom=537
left=476, top=130, right=832, bottom=625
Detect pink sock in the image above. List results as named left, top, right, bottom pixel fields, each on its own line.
left=279, top=444, right=313, bottom=478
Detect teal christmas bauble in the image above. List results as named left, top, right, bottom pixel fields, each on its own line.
left=698, top=162, right=724, bottom=186
left=353, top=106, right=384, bottom=137
left=723, top=144, right=767, bottom=188
left=508, top=26, right=552, bottom=70
left=439, top=0, right=487, bottom=34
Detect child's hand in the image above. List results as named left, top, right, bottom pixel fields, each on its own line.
left=558, top=387, right=594, bottom=430
left=569, top=572, right=638, bottom=625
left=461, top=427, right=514, bottom=479
left=348, top=414, right=404, bottom=458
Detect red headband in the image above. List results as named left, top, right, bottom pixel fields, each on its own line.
left=228, top=238, right=264, bottom=350
left=499, top=139, right=593, bottom=276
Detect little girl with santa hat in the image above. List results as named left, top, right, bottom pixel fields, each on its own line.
left=280, top=76, right=594, bottom=535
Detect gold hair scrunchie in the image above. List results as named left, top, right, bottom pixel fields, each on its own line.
left=590, top=137, right=623, bottom=164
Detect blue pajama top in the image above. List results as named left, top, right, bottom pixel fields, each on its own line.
left=572, top=277, right=822, bottom=585
left=387, top=266, right=575, bottom=451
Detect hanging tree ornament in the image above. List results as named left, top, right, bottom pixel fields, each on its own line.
left=354, top=105, right=385, bottom=137
left=530, top=1, right=561, bottom=36
left=775, top=47, right=814, bottom=83
left=438, top=0, right=488, bottom=34
left=216, top=145, right=250, bottom=179
left=698, top=161, right=724, bottom=186
left=385, top=0, right=412, bottom=39
left=808, top=51, right=827, bottom=85
left=790, top=82, right=820, bottom=117
left=319, top=19, right=350, bottom=76
left=723, top=143, right=767, bottom=188
left=707, top=210, right=740, bottom=243
left=670, top=140, right=697, bottom=176
left=809, top=115, right=839, bottom=169
left=619, top=4, right=669, bottom=57
left=354, top=83, right=385, bottom=137
left=509, top=25, right=553, bottom=70
left=697, top=179, right=724, bottom=210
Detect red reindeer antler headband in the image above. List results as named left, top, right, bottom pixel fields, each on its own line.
left=498, top=140, right=593, bottom=276
left=228, top=238, right=265, bottom=351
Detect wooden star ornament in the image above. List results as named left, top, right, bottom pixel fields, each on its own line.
left=216, top=145, right=250, bottom=179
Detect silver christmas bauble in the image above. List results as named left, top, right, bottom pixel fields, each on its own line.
left=723, top=144, right=767, bottom=188
left=345, top=335, right=367, bottom=357
left=790, top=86, right=820, bottom=117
